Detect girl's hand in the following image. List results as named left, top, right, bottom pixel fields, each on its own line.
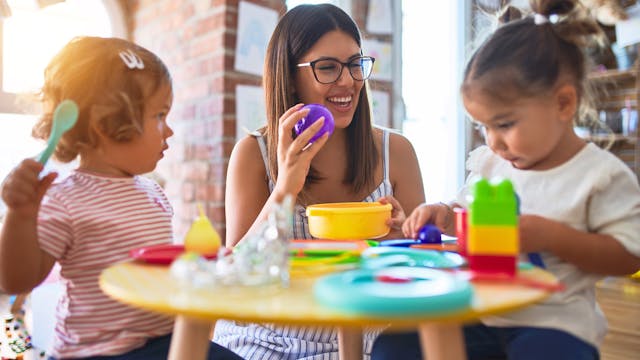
left=518, top=214, right=554, bottom=253
left=1, top=159, right=57, bottom=218
left=402, top=202, right=453, bottom=239
left=272, top=104, right=329, bottom=199
left=379, top=195, right=406, bottom=230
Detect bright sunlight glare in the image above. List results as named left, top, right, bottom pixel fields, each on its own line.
left=0, top=0, right=113, bottom=213
left=2, top=0, right=112, bottom=93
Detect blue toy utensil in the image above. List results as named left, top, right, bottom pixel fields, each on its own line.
left=378, top=225, right=443, bottom=248
left=37, top=100, right=79, bottom=164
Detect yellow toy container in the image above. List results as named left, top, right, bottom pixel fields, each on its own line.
left=306, top=202, right=392, bottom=240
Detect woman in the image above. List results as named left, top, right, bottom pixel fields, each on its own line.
left=216, top=4, right=425, bottom=359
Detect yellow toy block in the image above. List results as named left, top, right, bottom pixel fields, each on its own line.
left=467, top=225, right=519, bottom=255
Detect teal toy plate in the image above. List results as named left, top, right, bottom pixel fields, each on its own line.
left=361, top=247, right=465, bottom=269
left=313, top=266, right=473, bottom=315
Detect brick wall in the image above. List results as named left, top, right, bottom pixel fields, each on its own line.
left=125, top=0, right=392, bottom=243
left=126, top=0, right=283, bottom=243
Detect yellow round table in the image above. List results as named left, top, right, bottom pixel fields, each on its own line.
left=100, top=262, right=560, bottom=360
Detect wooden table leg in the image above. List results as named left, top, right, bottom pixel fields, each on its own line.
left=168, top=315, right=213, bottom=360
left=418, top=323, right=466, bottom=360
left=338, top=326, right=363, bottom=360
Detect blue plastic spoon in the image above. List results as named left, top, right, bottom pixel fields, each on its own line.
left=37, top=100, right=79, bottom=164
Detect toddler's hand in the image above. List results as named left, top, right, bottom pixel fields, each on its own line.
left=403, top=202, right=453, bottom=239
left=378, top=195, right=406, bottom=231
left=518, top=214, right=553, bottom=253
left=1, top=159, right=57, bottom=217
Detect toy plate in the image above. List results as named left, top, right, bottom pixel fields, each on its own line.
left=290, top=240, right=367, bottom=277
left=361, top=247, right=465, bottom=269
left=410, top=243, right=459, bottom=252
left=379, top=235, right=458, bottom=249
left=130, top=244, right=218, bottom=265
left=290, top=239, right=372, bottom=257
left=314, top=266, right=473, bottom=315
left=378, top=239, right=423, bottom=247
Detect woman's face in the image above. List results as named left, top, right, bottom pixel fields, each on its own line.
left=294, top=30, right=365, bottom=129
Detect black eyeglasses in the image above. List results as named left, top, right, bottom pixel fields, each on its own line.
left=297, top=56, right=375, bottom=84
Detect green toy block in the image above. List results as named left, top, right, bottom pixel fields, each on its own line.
left=469, top=178, right=517, bottom=226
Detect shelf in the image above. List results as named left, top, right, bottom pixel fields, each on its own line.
left=580, top=133, right=637, bottom=144
left=588, top=68, right=638, bottom=82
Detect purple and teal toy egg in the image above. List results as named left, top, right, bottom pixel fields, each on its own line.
left=294, top=104, right=335, bottom=143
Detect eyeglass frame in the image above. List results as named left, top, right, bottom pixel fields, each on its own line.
left=296, top=55, right=376, bottom=84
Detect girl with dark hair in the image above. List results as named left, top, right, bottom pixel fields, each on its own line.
left=371, top=0, right=640, bottom=359
left=218, top=4, right=425, bottom=359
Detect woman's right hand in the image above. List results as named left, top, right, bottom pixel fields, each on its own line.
left=272, top=104, right=329, bottom=200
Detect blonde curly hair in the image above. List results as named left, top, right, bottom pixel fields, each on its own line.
left=33, top=36, right=172, bottom=163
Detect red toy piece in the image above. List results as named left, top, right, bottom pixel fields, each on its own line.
left=454, top=208, right=467, bottom=257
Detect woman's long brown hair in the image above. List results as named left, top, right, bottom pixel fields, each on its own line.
left=262, top=4, right=378, bottom=204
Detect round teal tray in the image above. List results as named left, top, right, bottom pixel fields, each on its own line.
left=313, top=266, right=473, bottom=316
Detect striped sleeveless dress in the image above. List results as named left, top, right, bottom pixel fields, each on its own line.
left=214, top=129, right=393, bottom=360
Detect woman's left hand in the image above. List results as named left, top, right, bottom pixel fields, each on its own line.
left=379, top=195, right=406, bottom=232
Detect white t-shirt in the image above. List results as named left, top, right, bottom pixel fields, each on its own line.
left=456, top=144, right=640, bottom=347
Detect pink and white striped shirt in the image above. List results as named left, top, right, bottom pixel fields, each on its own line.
left=38, top=171, right=174, bottom=358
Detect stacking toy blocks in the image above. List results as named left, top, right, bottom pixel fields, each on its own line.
left=467, top=178, right=519, bottom=277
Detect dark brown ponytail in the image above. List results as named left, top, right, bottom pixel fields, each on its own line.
left=462, top=0, right=604, bottom=119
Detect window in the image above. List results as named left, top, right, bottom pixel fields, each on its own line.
left=0, top=0, right=123, bottom=213
left=282, top=1, right=472, bottom=202
left=2, top=0, right=116, bottom=94
left=401, top=1, right=470, bottom=202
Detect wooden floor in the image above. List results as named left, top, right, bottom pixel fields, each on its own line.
left=596, top=276, right=640, bottom=360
